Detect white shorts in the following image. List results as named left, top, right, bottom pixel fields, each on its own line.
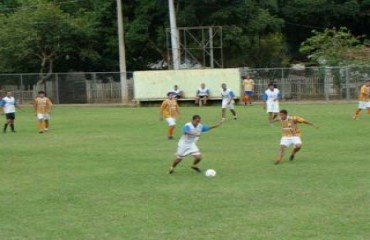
left=176, top=143, right=201, bottom=159
left=267, top=101, right=279, bottom=113
left=222, top=99, right=235, bottom=109
left=165, top=117, right=176, bottom=126
left=280, top=136, right=302, bottom=147
left=358, top=101, right=370, bottom=110
left=37, top=113, right=51, bottom=120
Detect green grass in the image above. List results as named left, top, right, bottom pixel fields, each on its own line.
left=0, top=103, right=369, bottom=240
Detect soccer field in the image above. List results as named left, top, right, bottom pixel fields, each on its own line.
left=0, top=103, right=369, bottom=240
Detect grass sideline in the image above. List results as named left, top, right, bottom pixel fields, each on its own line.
left=0, top=104, right=369, bottom=240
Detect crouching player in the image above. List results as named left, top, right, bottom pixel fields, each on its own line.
left=272, top=109, right=318, bottom=165
left=169, top=115, right=223, bottom=174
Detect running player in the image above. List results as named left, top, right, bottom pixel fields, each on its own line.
left=0, top=91, right=22, bottom=133
left=160, top=92, right=180, bottom=140
left=263, top=83, right=281, bottom=124
left=221, top=83, right=237, bottom=120
left=271, top=109, right=318, bottom=165
left=169, top=115, right=223, bottom=174
left=353, top=80, right=370, bottom=120
left=34, top=91, right=53, bottom=133
left=242, top=75, right=255, bottom=105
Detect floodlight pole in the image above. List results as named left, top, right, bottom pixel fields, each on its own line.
left=168, top=0, right=180, bottom=69
left=117, top=0, right=129, bottom=103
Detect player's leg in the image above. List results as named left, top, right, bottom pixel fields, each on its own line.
left=221, top=108, right=226, bottom=120
left=191, top=154, right=202, bottom=172
left=166, top=118, right=176, bottom=139
left=169, top=157, right=183, bottom=174
left=3, top=115, right=10, bottom=133
left=276, top=137, right=290, bottom=164
left=353, top=102, right=365, bottom=120
left=9, top=113, right=16, bottom=132
left=37, top=114, right=45, bottom=133
left=289, top=137, right=302, bottom=161
left=44, top=114, right=50, bottom=131
left=229, top=102, right=237, bottom=120
left=248, top=91, right=253, bottom=104
left=203, top=96, right=208, bottom=105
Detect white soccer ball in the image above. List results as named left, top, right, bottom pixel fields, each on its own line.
left=205, top=169, right=216, bottom=177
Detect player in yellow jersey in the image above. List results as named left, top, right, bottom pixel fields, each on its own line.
left=160, top=92, right=180, bottom=139
left=271, top=109, right=318, bottom=165
left=242, top=75, right=255, bottom=105
left=353, top=80, right=370, bottom=120
left=34, top=91, right=53, bottom=133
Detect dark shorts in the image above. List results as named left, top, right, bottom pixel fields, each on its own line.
left=244, top=91, right=253, bottom=96
left=5, top=113, right=15, bottom=120
left=198, top=95, right=208, bottom=99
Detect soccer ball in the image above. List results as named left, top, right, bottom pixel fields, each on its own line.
left=205, top=169, right=216, bottom=177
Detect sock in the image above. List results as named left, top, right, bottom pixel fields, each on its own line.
left=10, top=124, right=14, bottom=132
left=45, top=121, right=49, bottom=129
left=354, top=109, right=361, bottom=117
left=169, top=126, right=175, bottom=137
left=38, top=121, right=45, bottom=131
left=3, top=124, right=8, bottom=132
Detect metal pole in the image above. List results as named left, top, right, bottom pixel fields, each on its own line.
left=209, top=27, right=214, bottom=68
left=168, top=0, right=180, bottom=69
left=117, top=0, right=129, bottom=104
left=324, top=66, right=330, bottom=101
left=345, top=66, right=350, bottom=100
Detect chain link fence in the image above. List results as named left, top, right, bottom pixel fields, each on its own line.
left=0, top=66, right=369, bottom=104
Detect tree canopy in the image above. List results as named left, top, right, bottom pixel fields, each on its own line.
left=0, top=0, right=369, bottom=73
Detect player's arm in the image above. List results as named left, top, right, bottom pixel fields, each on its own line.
left=0, top=100, right=4, bottom=114
left=228, top=91, right=235, bottom=104
left=296, top=117, right=318, bottom=128
left=262, top=93, right=267, bottom=109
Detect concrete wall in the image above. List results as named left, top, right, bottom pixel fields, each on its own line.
left=134, top=68, right=241, bottom=99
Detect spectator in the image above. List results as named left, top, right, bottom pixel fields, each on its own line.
left=195, top=83, right=209, bottom=106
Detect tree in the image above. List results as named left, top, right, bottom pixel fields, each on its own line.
left=0, top=3, right=98, bottom=81
left=299, top=27, right=368, bottom=66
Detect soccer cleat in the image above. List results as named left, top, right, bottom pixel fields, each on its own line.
left=191, top=165, right=202, bottom=173
left=169, top=167, right=175, bottom=174
left=289, top=155, right=295, bottom=161
left=352, top=116, right=358, bottom=120
left=39, top=131, right=44, bottom=134
left=44, top=128, right=48, bottom=132
left=168, top=136, right=174, bottom=140
left=275, top=160, right=282, bottom=165
left=233, top=116, right=237, bottom=120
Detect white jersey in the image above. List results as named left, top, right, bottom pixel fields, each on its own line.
left=1, top=96, right=17, bottom=114
left=221, top=88, right=235, bottom=101
left=178, top=122, right=209, bottom=146
left=197, top=88, right=209, bottom=96
left=264, top=88, right=280, bottom=103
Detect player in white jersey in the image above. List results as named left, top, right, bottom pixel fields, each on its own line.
left=169, top=115, right=223, bottom=174
left=0, top=91, right=22, bottom=133
left=221, top=83, right=237, bottom=120
left=195, top=83, right=210, bottom=106
left=263, top=83, right=281, bottom=124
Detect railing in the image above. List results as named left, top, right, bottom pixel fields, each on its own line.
left=0, top=66, right=369, bottom=104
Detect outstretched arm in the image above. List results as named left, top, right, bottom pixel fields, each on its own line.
left=208, top=120, right=224, bottom=130
left=303, top=120, right=318, bottom=128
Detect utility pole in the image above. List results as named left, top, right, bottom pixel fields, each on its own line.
left=168, top=0, right=180, bottom=69
left=117, top=0, right=129, bottom=103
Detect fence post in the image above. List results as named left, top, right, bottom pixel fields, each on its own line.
left=345, top=66, right=350, bottom=101
left=55, top=73, right=60, bottom=104
left=324, top=66, right=330, bottom=101
left=20, top=74, right=24, bottom=104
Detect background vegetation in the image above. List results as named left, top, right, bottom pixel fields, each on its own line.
left=0, top=0, right=370, bottom=73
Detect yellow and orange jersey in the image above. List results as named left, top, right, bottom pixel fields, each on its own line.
left=280, top=116, right=305, bottom=137
left=34, top=97, right=52, bottom=114
left=243, top=79, right=255, bottom=91
left=160, top=99, right=179, bottom=118
left=358, top=84, right=370, bottom=101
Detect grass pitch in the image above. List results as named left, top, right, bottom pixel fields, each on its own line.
left=0, top=103, right=369, bottom=240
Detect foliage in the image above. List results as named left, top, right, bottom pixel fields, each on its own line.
left=299, top=27, right=368, bottom=66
